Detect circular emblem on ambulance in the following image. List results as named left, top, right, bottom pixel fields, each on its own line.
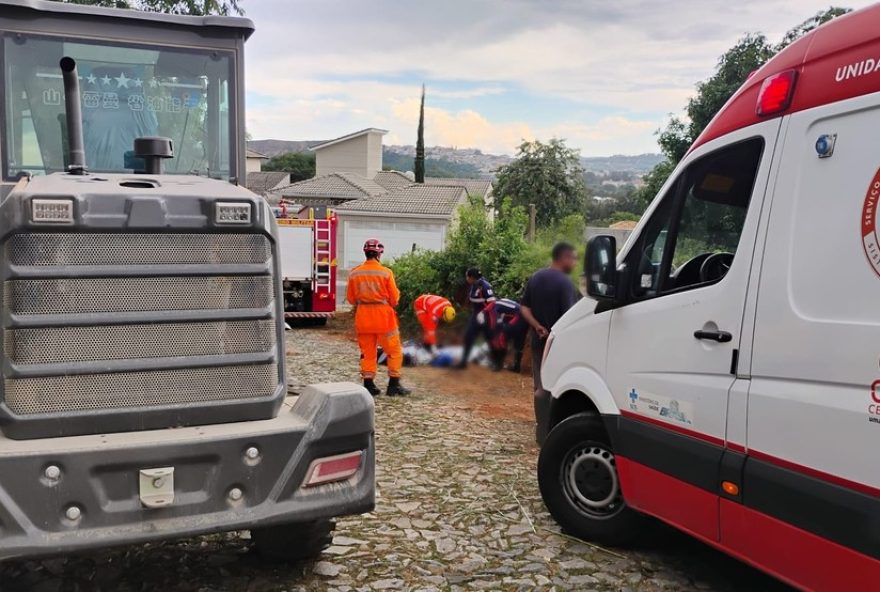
left=861, top=168, right=880, bottom=278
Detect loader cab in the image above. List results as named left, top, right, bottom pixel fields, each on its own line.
left=0, top=0, right=251, bottom=190
left=538, top=6, right=880, bottom=591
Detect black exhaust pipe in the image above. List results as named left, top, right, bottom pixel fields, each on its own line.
left=59, top=57, right=86, bottom=175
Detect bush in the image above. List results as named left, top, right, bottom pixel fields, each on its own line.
left=390, top=199, right=585, bottom=330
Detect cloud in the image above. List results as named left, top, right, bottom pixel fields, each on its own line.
left=243, top=0, right=875, bottom=154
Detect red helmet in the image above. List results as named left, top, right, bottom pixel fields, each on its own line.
left=363, top=238, right=384, bottom=256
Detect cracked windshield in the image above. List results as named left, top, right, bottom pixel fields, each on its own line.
left=3, top=34, right=231, bottom=178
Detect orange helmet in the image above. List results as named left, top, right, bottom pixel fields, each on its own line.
left=363, top=238, right=384, bottom=256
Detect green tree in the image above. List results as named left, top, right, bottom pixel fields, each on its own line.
left=50, top=0, right=244, bottom=15
left=414, top=84, right=426, bottom=183
left=638, top=7, right=850, bottom=205
left=494, top=138, right=587, bottom=227
left=262, top=152, right=315, bottom=182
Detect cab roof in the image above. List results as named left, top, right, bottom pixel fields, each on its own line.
left=0, top=0, right=254, bottom=39
left=692, top=4, right=880, bottom=151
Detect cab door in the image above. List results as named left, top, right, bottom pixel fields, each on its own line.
left=606, top=121, right=779, bottom=541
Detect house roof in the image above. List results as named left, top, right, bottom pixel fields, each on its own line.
left=246, top=148, right=268, bottom=159
left=309, top=128, right=389, bottom=152
left=245, top=171, right=289, bottom=195
left=274, top=172, right=387, bottom=201
left=336, top=184, right=468, bottom=217
left=425, top=177, right=493, bottom=197
left=373, top=170, right=414, bottom=191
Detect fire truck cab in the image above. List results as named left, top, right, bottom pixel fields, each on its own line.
left=538, top=6, right=880, bottom=591
left=0, top=0, right=374, bottom=561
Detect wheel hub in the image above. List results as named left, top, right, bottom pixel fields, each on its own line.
left=561, top=445, right=623, bottom=518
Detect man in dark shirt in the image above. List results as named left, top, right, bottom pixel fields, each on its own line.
left=521, top=242, right=580, bottom=390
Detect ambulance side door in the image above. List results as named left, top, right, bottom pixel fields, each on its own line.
left=742, top=92, right=880, bottom=563
left=606, top=120, right=780, bottom=542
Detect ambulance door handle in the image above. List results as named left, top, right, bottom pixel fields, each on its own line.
left=693, top=329, right=732, bottom=343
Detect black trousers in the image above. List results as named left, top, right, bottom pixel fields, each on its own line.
left=462, top=310, right=490, bottom=363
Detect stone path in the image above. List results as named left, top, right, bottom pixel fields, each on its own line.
left=0, top=327, right=790, bottom=591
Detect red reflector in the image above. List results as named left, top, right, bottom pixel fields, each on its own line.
left=757, top=69, right=797, bottom=116
left=303, top=451, right=363, bottom=488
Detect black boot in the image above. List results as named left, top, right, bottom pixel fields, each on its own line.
left=386, top=377, right=411, bottom=397
left=363, top=379, right=381, bottom=397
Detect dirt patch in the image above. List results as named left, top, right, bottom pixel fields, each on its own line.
left=321, top=310, right=537, bottom=424
left=408, top=364, right=536, bottom=424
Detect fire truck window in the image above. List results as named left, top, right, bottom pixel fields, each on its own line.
left=629, top=137, right=763, bottom=299
left=2, top=34, right=234, bottom=179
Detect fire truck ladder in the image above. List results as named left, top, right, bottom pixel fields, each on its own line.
left=313, top=218, right=333, bottom=292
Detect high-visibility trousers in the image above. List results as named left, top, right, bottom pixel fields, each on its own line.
left=357, top=329, right=403, bottom=379
left=415, top=309, right=439, bottom=346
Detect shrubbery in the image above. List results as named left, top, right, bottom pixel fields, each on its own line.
left=390, top=197, right=585, bottom=328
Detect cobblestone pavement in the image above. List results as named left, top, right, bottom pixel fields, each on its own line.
left=0, top=327, right=790, bottom=592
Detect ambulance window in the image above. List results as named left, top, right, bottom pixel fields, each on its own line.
left=629, top=137, right=763, bottom=299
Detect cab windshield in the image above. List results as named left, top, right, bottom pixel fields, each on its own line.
left=2, top=33, right=233, bottom=179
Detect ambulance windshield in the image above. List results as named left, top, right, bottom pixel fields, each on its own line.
left=2, top=33, right=233, bottom=179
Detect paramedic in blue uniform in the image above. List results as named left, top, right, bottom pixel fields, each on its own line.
left=457, top=267, right=496, bottom=368
left=477, top=298, right=528, bottom=372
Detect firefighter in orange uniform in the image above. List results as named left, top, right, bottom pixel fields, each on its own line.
left=346, top=238, right=411, bottom=397
left=413, top=294, right=456, bottom=351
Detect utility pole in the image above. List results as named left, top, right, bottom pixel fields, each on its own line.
left=528, top=204, right=536, bottom=242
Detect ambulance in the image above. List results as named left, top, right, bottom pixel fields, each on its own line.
left=536, top=6, right=880, bottom=590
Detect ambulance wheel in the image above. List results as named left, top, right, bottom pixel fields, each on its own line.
left=251, top=519, right=334, bottom=562
left=538, top=413, right=641, bottom=546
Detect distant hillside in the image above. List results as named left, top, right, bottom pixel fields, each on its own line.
left=248, top=139, right=322, bottom=158
left=249, top=138, right=662, bottom=180
left=581, top=153, right=663, bottom=174
left=382, top=149, right=482, bottom=179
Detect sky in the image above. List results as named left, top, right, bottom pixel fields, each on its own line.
left=243, top=0, right=873, bottom=157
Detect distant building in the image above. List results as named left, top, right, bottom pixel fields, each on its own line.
left=245, top=171, right=290, bottom=201
left=272, top=172, right=387, bottom=208
left=335, top=184, right=469, bottom=270
left=311, top=128, right=387, bottom=179
left=245, top=148, right=268, bottom=173
left=264, top=127, right=491, bottom=281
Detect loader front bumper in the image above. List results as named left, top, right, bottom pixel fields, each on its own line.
left=0, top=383, right=375, bottom=560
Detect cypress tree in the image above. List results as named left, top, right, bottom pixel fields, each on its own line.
left=414, top=84, right=425, bottom=183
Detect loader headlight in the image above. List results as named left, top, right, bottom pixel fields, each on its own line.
left=31, top=198, right=74, bottom=224
left=215, top=202, right=252, bottom=224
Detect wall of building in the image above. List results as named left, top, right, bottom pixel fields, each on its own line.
left=316, top=134, right=370, bottom=177
left=336, top=213, right=450, bottom=273
left=246, top=157, right=263, bottom=173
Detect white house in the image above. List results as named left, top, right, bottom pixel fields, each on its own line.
left=311, top=128, right=387, bottom=179
left=245, top=148, right=268, bottom=173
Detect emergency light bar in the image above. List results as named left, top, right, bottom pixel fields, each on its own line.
left=757, top=69, right=798, bottom=117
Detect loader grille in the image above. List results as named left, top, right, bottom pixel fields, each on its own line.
left=1, top=232, right=281, bottom=421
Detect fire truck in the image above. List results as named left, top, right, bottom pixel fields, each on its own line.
left=537, top=5, right=880, bottom=591
left=0, top=0, right=374, bottom=561
left=273, top=204, right=338, bottom=324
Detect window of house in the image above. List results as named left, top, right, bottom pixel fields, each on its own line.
left=628, top=138, right=764, bottom=299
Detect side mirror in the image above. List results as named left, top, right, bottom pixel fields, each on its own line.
left=585, top=235, right=617, bottom=301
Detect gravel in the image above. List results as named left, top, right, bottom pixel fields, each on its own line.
left=0, top=327, right=791, bottom=591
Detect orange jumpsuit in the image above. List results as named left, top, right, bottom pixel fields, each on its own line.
left=413, top=294, right=452, bottom=346
left=346, top=259, right=403, bottom=379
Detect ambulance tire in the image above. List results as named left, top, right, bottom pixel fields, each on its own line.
left=538, top=413, right=642, bottom=546
left=251, top=519, right=335, bottom=562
